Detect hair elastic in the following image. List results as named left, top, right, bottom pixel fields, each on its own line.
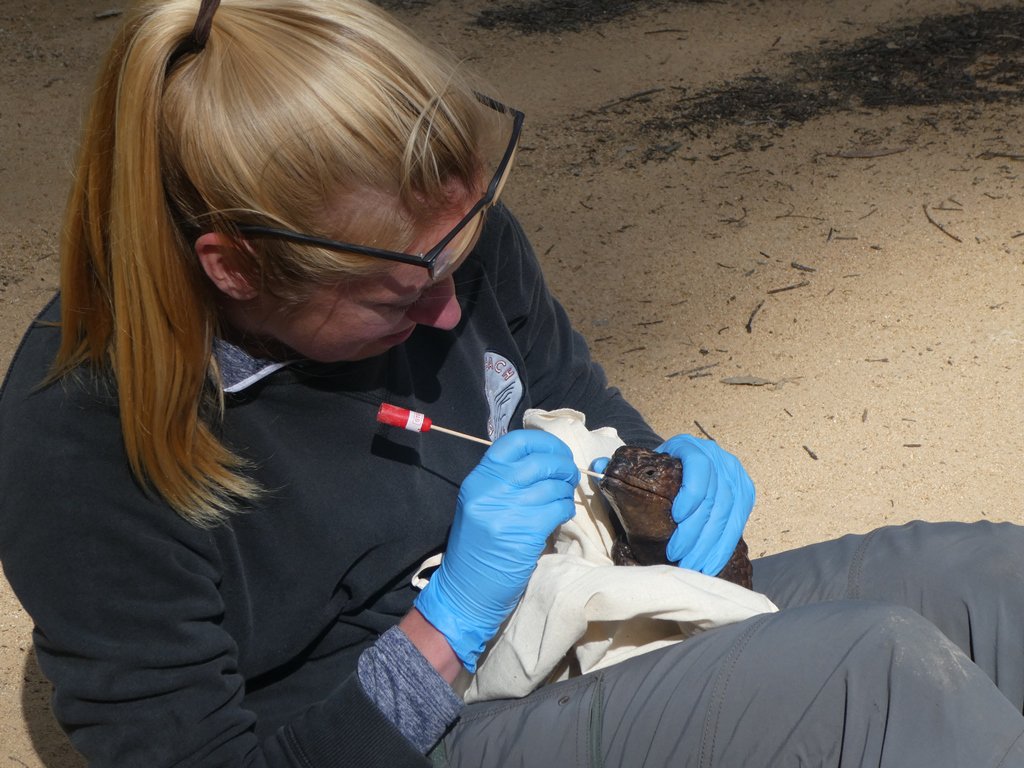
left=168, top=0, right=222, bottom=69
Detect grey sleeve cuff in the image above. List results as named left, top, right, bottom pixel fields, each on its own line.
left=357, top=625, right=464, bottom=753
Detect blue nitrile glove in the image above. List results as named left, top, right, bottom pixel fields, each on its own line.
left=656, top=434, right=755, bottom=575
left=414, top=429, right=580, bottom=672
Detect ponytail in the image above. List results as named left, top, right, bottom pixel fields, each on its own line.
left=55, top=4, right=256, bottom=525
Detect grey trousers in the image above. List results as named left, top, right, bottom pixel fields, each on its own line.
left=434, top=521, right=1024, bottom=767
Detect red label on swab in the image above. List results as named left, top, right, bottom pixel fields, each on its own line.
left=377, top=403, right=433, bottom=433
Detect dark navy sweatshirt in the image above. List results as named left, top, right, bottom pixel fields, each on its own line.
left=0, top=205, right=658, bottom=766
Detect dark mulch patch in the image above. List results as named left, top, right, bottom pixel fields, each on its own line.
left=676, top=6, right=1024, bottom=126
left=574, top=5, right=1024, bottom=160
left=376, top=0, right=704, bottom=31
left=475, top=0, right=710, bottom=33
left=375, top=2, right=1023, bottom=159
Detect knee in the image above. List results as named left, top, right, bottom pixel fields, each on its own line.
left=823, top=602, right=974, bottom=691
left=854, top=602, right=944, bottom=647
left=742, top=601, right=975, bottom=704
left=822, top=601, right=930, bottom=646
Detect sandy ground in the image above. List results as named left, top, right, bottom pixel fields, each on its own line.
left=2, top=0, right=1023, bottom=763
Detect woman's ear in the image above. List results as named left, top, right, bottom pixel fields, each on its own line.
left=194, top=233, right=259, bottom=301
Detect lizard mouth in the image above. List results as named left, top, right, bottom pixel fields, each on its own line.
left=599, top=472, right=675, bottom=504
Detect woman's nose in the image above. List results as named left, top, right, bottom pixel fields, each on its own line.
left=405, top=275, right=462, bottom=330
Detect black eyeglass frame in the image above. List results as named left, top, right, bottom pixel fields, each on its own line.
left=234, top=94, right=524, bottom=278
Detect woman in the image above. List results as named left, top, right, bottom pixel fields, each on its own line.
left=2, top=1, right=1023, bottom=766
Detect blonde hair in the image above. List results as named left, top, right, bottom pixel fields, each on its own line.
left=55, top=0, right=504, bottom=525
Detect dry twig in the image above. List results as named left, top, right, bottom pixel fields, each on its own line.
left=922, top=204, right=962, bottom=243
left=745, top=300, right=764, bottom=333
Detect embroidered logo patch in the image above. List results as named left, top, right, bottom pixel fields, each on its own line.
left=484, top=351, right=523, bottom=440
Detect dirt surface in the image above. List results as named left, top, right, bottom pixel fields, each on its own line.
left=2, top=0, right=1023, bottom=763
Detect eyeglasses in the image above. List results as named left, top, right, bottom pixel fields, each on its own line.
left=235, top=94, right=524, bottom=280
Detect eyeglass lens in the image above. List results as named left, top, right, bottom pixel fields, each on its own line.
left=432, top=212, right=484, bottom=280
left=430, top=139, right=518, bottom=279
